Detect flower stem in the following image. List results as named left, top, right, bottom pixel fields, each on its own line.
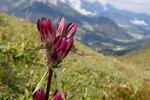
left=45, top=67, right=53, bottom=100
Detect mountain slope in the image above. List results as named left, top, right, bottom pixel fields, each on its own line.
left=119, top=39, right=150, bottom=67
left=0, top=0, right=143, bottom=55
left=0, top=12, right=150, bottom=99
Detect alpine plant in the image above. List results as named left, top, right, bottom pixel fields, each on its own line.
left=33, top=17, right=77, bottom=100
left=37, top=17, right=77, bottom=66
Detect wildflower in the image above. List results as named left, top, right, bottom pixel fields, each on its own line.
left=33, top=89, right=45, bottom=100
left=50, top=36, right=74, bottom=65
left=51, top=19, right=77, bottom=65
left=51, top=89, right=67, bottom=100
left=37, top=17, right=77, bottom=65
left=37, top=17, right=55, bottom=45
left=92, top=72, right=95, bottom=76
left=36, top=17, right=77, bottom=100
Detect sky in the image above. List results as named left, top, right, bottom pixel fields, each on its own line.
left=93, top=0, right=150, bottom=15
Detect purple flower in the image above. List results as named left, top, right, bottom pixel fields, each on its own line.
left=92, top=72, right=95, bottom=76
left=32, top=89, right=45, bottom=100
left=50, top=36, right=74, bottom=64
left=37, top=17, right=77, bottom=65
left=51, top=90, right=67, bottom=100
left=37, top=17, right=55, bottom=45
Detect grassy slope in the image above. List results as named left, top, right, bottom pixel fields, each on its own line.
left=118, top=42, right=150, bottom=82
left=0, top=12, right=150, bottom=100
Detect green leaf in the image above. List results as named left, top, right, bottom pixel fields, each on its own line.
left=32, top=67, right=49, bottom=94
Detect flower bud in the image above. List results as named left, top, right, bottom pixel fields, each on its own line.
left=51, top=89, right=67, bottom=100
left=32, top=89, right=45, bottom=100
left=37, top=17, right=55, bottom=45
left=65, top=23, right=77, bottom=38
left=55, top=18, right=66, bottom=37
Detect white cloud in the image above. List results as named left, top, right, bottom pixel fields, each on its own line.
left=60, top=0, right=65, bottom=3
left=97, top=0, right=108, bottom=6
left=86, top=0, right=108, bottom=6
left=130, top=19, right=148, bottom=26
left=67, top=0, right=97, bottom=15
left=35, top=0, right=97, bottom=15
left=85, top=0, right=108, bottom=11
left=108, top=0, right=150, bottom=15
left=36, top=0, right=58, bottom=5
left=103, top=6, right=107, bottom=11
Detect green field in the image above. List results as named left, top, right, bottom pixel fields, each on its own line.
left=0, top=12, right=150, bottom=100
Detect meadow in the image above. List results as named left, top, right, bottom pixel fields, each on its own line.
left=0, top=12, right=150, bottom=100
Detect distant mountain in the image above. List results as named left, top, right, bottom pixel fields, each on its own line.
left=67, top=0, right=150, bottom=26
left=0, top=0, right=147, bottom=55
left=65, top=0, right=150, bottom=38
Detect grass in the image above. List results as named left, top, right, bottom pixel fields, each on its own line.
left=0, top=12, right=150, bottom=100
left=118, top=42, right=150, bottom=82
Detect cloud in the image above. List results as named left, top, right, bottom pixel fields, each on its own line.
left=86, top=0, right=108, bottom=6
left=108, top=0, right=150, bottom=15
left=60, top=0, right=65, bottom=3
left=85, top=0, right=108, bottom=11
left=97, top=0, right=108, bottom=6
left=67, top=0, right=97, bottom=15
left=36, top=0, right=57, bottom=5
left=130, top=19, right=148, bottom=26
left=35, top=0, right=97, bottom=15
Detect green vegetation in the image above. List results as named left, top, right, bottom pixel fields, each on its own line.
left=118, top=42, right=150, bottom=81
left=0, top=12, right=150, bottom=100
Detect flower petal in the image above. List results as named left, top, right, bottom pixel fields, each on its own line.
left=58, top=37, right=66, bottom=50
left=66, top=23, right=77, bottom=38
left=65, top=38, right=74, bottom=51
left=55, top=18, right=66, bottom=36
left=53, top=36, right=62, bottom=49
left=47, top=18, right=55, bottom=42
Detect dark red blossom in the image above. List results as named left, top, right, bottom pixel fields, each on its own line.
left=51, top=89, right=67, bottom=100
left=33, top=89, right=45, bottom=100
left=37, top=17, right=55, bottom=45
left=37, top=17, right=77, bottom=65
left=50, top=36, right=74, bottom=64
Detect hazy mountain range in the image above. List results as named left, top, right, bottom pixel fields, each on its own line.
left=0, top=0, right=150, bottom=55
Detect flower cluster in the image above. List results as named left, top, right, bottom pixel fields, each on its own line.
left=37, top=17, right=77, bottom=65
